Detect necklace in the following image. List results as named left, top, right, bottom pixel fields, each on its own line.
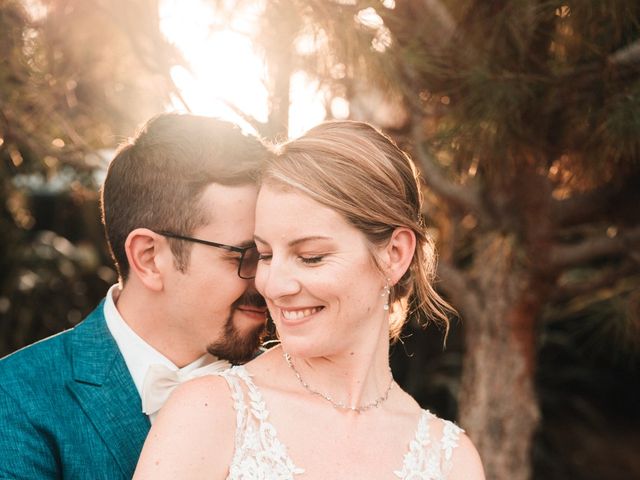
left=283, top=352, right=394, bottom=413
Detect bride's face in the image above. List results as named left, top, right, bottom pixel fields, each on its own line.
left=254, top=185, right=389, bottom=358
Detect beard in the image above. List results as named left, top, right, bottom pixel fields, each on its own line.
left=207, top=291, right=267, bottom=364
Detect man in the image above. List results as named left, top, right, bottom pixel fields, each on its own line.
left=0, top=114, right=269, bottom=479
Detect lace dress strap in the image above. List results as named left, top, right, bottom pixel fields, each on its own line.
left=440, top=418, right=464, bottom=470
left=218, top=366, right=250, bottom=454
left=219, top=366, right=304, bottom=479
left=394, top=409, right=464, bottom=480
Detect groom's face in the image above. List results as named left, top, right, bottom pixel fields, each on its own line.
left=164, top=183, right=267, bottom=361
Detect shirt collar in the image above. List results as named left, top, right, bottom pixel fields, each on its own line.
left=103, top=284, right=216, bottom=400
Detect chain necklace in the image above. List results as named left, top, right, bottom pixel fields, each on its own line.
left=283, top=352, right=394, bottom=413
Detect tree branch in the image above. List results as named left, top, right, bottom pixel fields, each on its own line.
left=609, top=39, right=640, bottom=66
left=552, top=174, right=640, bottom=228
left=552, top=186, right=615, bottom=227
left=219, top=99, right=272, bottom=138
left=549, top=227, right=640, bottom=271
left=552, top=262, right=639, bottom=301
left=411, top=124, right=485, bottom=218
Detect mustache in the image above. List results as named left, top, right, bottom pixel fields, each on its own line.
left=234, top=291, right=266, bottom=309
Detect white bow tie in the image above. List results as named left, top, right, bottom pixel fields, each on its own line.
left=141, top=359, right=231, bottom=416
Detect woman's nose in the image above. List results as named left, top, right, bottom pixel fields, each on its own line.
left=256, top=258, right=301, bottom=301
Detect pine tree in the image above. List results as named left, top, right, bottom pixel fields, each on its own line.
left=274, top=1, right=640, bottom=478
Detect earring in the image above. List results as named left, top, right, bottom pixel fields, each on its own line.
left=382, top=278, right=391, bottom=311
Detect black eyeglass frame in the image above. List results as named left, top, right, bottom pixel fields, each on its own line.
left=155, top=230, right=258, bottom=279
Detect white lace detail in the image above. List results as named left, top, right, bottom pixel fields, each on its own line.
left=221, top=366, right=305, bottom=479
left=441, top=421, right=464, bottom=463
left=393, top=410, right=464, bottom=479
left=221, top=366, right=463, bottom=479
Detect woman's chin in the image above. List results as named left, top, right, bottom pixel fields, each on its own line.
left=278, top=339, right=322, bottom=359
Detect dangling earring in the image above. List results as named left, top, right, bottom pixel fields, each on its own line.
left=382, top=278, right=391, bottom=311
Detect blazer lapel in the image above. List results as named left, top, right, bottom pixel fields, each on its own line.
left=67, top=305, right=150, bottom=476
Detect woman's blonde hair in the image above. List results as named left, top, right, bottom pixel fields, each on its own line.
left=265, top=120, right=452, bottom=341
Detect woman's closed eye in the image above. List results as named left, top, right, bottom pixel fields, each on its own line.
left=256, top=253, right=325, bottom=264
left=257, top=252, right=272, bottom=262
left=300, top=255, right=324, bottom=264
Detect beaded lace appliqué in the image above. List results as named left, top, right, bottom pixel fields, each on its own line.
left=221, top=366, right=462, bottom=480
left=393, top=410, right=464, bottom=480
left=221, top=366, right=305, bottom=479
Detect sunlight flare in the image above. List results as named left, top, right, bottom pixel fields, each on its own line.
left=160, top=0, right=325, bottom=137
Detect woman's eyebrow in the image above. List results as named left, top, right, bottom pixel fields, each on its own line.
left=253, top=234, right=332, bottom=247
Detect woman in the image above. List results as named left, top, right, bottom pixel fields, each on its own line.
left=134, top=121, right=485, bottom=479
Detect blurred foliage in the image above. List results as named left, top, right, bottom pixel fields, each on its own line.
left=0, top=0, right=177, bottom=354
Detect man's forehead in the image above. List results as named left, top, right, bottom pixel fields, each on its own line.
left=195, top=183, right=257, bottom=243
left=198, top=183, right=258, bottom=210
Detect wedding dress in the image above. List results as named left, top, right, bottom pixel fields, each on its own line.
left=220, top=366, right=463, bottom=480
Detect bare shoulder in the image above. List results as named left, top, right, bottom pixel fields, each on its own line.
left=154, top=373, right=236, bottom=432
left=133, top=373, right=236, bottom=480
left=420, top=414, right=484, bottom=480
left=446, top=424, right=485, bottom=480
left=166, top=372, right=233, bottom=411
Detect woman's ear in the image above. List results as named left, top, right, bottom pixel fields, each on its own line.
left=383, top=227, right=416, bottom=285
left=124, top=228, right=166, bottom=291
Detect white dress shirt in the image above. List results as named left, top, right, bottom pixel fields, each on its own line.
left=103, top=284, right=220, bottom=423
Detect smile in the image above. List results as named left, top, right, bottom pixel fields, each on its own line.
left=280, top=307, right=323, bottom=321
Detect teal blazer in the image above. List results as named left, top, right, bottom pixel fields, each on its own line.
left=0, top=302, right=151, bottom=479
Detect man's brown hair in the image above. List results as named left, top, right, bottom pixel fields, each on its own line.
left=101, top=113, right=266, bottom=281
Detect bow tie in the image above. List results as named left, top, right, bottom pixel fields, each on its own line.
left=141, top=359, right=231, bottom=416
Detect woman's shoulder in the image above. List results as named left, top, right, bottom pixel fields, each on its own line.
left=422, top=411, right=485, bottom=480
left=447, top=428, right=485, bottom=479
left=133, top=374, right=237, bottom=479
left=420, top=410, right=463, bottom=444
left=170, top=370, right=235, bottom=407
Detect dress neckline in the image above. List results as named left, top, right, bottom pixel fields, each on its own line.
left=226, top=365, right=440, bottom=479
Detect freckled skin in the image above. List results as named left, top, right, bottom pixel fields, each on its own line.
left=254, top=187, right=389, bottom=360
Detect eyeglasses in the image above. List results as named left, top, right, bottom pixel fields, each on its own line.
left=155, top=230, right=259, bottom=279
